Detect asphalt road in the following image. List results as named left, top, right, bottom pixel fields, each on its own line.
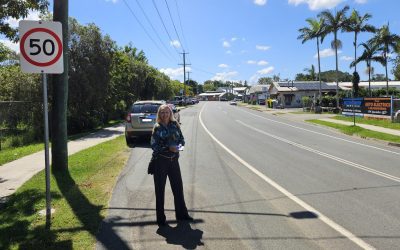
left=96, top=101, right=400, bottom=250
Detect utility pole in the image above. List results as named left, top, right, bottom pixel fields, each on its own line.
left=179, top=51, right=190, bottom=96
left=52, top=0, right=69, bottom=171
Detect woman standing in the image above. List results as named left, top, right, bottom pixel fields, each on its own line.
left=150, top=104, right=193, bottom=227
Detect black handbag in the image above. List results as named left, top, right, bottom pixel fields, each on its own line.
left=148, top=156, right=156, bottom=175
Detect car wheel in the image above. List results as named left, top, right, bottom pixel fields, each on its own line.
left=125, top=136, right=134, bottom=145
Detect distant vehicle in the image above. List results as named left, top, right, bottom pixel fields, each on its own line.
left=220, top=98, right=228, bottom=101
left=168, top=103, right=181, bottom=124
left=170, top=96, right=183, bottom=106
left=258, top=99, right=266, bottom=105
left=125, top=100, right=165, bottom=144
left=230, top=100, right=237, bottom=105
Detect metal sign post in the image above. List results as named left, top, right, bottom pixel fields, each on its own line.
left=42, top=73, right=51, bottom=227
left=19, top=20, right=64, bottom=228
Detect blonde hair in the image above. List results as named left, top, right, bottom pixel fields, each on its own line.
left=156, top=104, right=179, bottom=127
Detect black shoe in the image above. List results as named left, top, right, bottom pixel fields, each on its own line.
left=177, top=215, right=194, bottom=221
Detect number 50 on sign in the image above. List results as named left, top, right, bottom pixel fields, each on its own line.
left=19, top=21, right=63, bottom=74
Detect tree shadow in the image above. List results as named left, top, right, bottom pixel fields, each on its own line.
left=0, top=189, right=63, bottom=249
left=53, top=169, right=131, bottom=250
left=156, top=221, right=204, bottom=249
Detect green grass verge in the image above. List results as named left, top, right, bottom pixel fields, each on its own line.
left=0, top=135, right=130, bottom=249
left=332, top=116, right=400, bottom=130
left=307, top=119, right=400, bottom=144
left=0, top=121, right=123, bottom=167
left=0, top=143, right=44, bottom=166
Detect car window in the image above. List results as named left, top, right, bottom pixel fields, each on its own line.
left=132, top=104, right=160, bottom=113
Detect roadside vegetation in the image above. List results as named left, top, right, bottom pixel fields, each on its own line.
left=307, top=119, right=400, bottom=144
left=0, top=136, right=130, bottom=249
left=331, top=116, right=400, bottom=130
left=0, top=120, right=123, bottom=166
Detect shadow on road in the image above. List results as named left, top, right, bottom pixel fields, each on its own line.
left=157, top=221, right=204, bottom=249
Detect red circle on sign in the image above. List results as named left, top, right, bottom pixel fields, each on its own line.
left=20, top=27, right=63, bottom=67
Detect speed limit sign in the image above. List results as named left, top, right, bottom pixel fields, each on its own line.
left=19, top=20, right=63, bottom=73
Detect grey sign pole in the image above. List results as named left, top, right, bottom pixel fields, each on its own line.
left=42, top=72, right=51, bottom=228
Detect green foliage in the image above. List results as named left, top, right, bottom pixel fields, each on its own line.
left=301, top=96, right=312, bottom=107
left=258, top=77, right=273, bottom=85
left=0, top=0, right=49, bottom=42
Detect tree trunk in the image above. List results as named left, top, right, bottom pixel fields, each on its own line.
left=52, top=0, right=69, bottom=171
left=317, top=37, right=322, bottom=102
left=334, top=32, right=339, bottom=108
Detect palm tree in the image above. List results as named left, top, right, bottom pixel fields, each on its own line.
left=298, top=17, right=325, bottom=101
left=318, top=5, right=350, bottom=107
left=368, top=24, right=400, bottom=96
left=343, top=9, right=375, bottom=72
left=351, top=42, right=385, bottom=96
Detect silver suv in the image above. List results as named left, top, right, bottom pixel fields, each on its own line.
left=125, top=100, right=165, bottom=144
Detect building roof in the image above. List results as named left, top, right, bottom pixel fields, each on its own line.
left=276, top=81, right=336, bottom=91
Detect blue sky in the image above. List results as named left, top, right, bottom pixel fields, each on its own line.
left=2, top=0, right=400, bottom=84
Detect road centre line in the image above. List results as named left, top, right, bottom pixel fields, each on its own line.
left=199, top=105, right=375, bottom=250
left=237, top=107, right=400, bottom=156
left=236, top=120, right=400, bottom=183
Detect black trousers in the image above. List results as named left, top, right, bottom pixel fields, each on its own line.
left=153, top=156, right=189, bottom=223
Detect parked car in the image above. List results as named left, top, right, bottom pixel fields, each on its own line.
left=168, top=104, right=181, bottom=124
left=125, top=100, right=165, bottom=144
left=229, top=100, right=237, bottom=105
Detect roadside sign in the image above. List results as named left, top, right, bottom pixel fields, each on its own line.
left=19, top=20, right=63, bottom=73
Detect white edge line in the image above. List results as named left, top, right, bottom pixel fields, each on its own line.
left=238, top=107, right=400, bottom=156
left=199, top=104, right=375, bottom=250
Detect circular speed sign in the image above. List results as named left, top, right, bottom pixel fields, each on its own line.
left=19, top=21, right=64, bottom=73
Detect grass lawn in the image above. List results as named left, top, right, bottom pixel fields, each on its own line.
left=332, top=116, right=400, bottom=130
left=307, top=119, right=400, bottom=144
left=0, top=120, right=123, bottom=166
left=0, top=135, right=130, bottom=249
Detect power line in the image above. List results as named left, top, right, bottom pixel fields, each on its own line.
left=133, top=0, right=179, bottom=62
left=173, top=0, right=189, bottom=52
left=122, top=0, right=174, bottom=63
left=152, top=0, right=181, bottom=55
left=164, top=0, right=184, bottom=52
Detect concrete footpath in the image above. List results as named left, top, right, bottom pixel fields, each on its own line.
left=0, top=124, right=124, bottom=201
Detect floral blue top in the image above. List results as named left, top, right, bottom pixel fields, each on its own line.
left=151, top=121, right=185, bottom=157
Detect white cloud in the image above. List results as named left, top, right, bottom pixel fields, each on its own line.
left=5, top=11, right=41, bottom=28
left=258, top=60, right=269, bottom=65
left=355, top=0, right=367, bottom=4
left=257, top=66, right=275, bottom=75
left=254, top=0, right=267, bottom=6
left=315, top=48, right=341, bottom=58
left=247, top=60, right=257, bottom=64
left=160, top=67, right=191, bottom=80
left=231, top=37, right=238, bottom=42
left=211, top=71, right=238, bottom=81
left=218, top=64, right=229, bottom=68
left=288, top=0, right=345, bottom=10
left=170, top=40, right=181, bottom=48
left=340, top=56, right=353, bottom=61
left=256, top=45, right=271, bottom=51
left=0, top=39, right=19, bottom=53
left=223, top=41, right=231, bottom=48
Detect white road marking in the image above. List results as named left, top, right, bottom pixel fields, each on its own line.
left=199, top=104, right=375, bottom=250
left=237, top=120, right=400, bottom=183
left=237, top=108, right=400, bottom=156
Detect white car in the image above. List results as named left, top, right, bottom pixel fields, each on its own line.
left=125, top=100, right=165, bottom=144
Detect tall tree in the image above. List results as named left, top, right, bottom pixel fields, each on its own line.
left=368, top=24, right=400, bottom=95
left=0, top=0, right=49, bottom=41
left=52, top=0, right=69, bottom=171
left=318, top=5, right=349, bottom=107
left=298, top=17, right=325, bottom=100
left=343, top=9, right=375, bottom=72
left=350, top=42, right=384, bottom=96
